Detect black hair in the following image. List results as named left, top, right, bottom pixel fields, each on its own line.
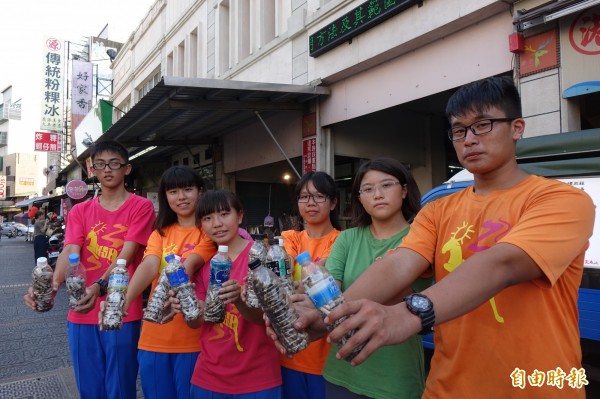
left=294, top=171, right=341, bottom=230
left=351, top=158, right=421, bottom=227
left=90, top=140, right=129, bottom=163
left=446, top=76, right=522, bottom=120
left=196, top=190, right=244, bottom=221
left=155, top=166, right=205, bottom=236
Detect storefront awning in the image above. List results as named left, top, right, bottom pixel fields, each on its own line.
left=563, top=81, right=600, bottom=98
left=14, top=195, right=49, bottom=208
left=513, top=0, right=600, bottom=29
left=101, top=76, right=329, bottom=160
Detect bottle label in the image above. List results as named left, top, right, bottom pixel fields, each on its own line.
left=167, top=268, right=189, bottom=287
left=209, top=261, right=231, bottom=286
left=265, top=261, right=281, bottom=276
left=108, top=274, right=128, bottom=290
left=306, top=276, right=342, bottom=309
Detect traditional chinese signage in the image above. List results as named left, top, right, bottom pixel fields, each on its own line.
left=309, top=0, right=423, bottom=57
left=302, top=113, right=316, bottom=138
left=66, top=179, right=88, bottom=200
left=71, top=60, right=93, bottom=136
left=519, top=30, right=559, bottom=77
left=41, top=37, right=64, bottom=131
left=0, top=175, right=6, bottom=200
left=34, top=131, right=61, bottom=152
left=569, top=7, right=600, bottom=55
left=2, top=101, right=22, bottom=120
left=302, top=137, right=317, bottom=174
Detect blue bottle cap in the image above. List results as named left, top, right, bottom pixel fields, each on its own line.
left=165, top=254, right=175, bottom=262
left=296, top=251, right=311, bottom=264
left=68, top=253, right=80, bottom=263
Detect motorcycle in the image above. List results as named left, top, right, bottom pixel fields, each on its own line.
left=46, top=225, right=65, bottom=270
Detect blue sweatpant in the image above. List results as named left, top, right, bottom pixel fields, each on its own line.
left=190, top=384, right=282, bottom=399
left=138, top=349, right=199, bottom=399
left=67, top=321, right=141, bottom=399
left=281, top=367, right=325, bottom=399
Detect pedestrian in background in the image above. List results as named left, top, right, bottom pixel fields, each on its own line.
left=32, top=210, right=48, bottom=262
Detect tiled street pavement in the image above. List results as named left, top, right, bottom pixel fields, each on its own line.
left=0, top=236, right=144, bottom=399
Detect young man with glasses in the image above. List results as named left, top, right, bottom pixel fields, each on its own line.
left=281, top=77, right=595, bottom=398
left=24, top=140, right=156, bottom=399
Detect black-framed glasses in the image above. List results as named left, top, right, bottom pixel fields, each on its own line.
left=92, top=161, right=128, bottom=170
left=448, top=118, right=515, bottom=141
left=298, top=193, right=328, bottom=203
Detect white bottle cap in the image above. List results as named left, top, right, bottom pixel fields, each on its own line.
left=218, top=245, right=228, bottom=253
left=278, top=238, right=284, bottom=246
left=36, top=257, right=48, bottom=265
left=116, top=259, right=127, bottom=266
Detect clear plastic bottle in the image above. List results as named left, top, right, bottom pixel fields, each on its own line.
left=143, top=269, right=171, bottom=324
left=246, top=240, right=267, bottom=308
left=204, top=245, right=232, bottom=323
left=297, top=251, right=365, bottom=362
left=265, top=238, right=293, bottom=296
left=103, top=259, right=128, bottom=330
left=164, top=254, right=201, bottom=322
left=250, top=258, right=309, bottom=355
left=32, top=257, right=54, bottom=312
left=65, top=253, right=87, bottom=310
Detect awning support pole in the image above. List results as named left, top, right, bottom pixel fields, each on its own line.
left=255, top=111, right=302, bottom=179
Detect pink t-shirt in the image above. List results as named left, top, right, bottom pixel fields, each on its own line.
left=191, top=241, right=282, bottom=394
left=65, top=194, right=155, bottom=324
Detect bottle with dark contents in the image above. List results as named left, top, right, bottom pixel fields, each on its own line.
left=143, top=269, right=171, bottom=324
left=297, top=251, right=366, bottom=362
left=65, top=253, right=86, bottom=310
left=32, top=257, right=54, bottom=312
left=246, top=240, right=267, bottom=308
left=164, top=254, right=201, bottom=322
left=204, top=245, right=232, bottom=323
left=265, top=238, right=293, bottom=296
left=250, top=258, right=309, bottom=355
left=103, top=259, right=128, bottom=330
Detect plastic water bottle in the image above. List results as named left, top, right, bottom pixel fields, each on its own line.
left=246, top=240, right=267, bottom=308
left=204, top=245, right=232, bottom=323
left=266, top=238, right=293, bottom=296
left=143, top=269, right=171, bottom=324
left=297, top=251, right=365, bottom=362
left=65, top=253, right=87, bottom=310
left=164, top=254, right=201, bottom=322
left=31, top=257, right=54, bottom=312
left=250, top=258, right=309, bottom=354
left=103, top=259, right=128, bottom=330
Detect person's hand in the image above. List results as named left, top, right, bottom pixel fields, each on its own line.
left=325, top=299, right=421, bottom=366
left=159, top=298, right=176, bottom=324
left=98, top=300, right=107, bottom=330
left=219, top=279, right=241, bottom=305
left=240, top=276, right=249, bottom=303
left=73, top=284, right=100, bottom=313
left=23, top=287, right=36, bottom=311
left=168, top=289, right=182, bottom=314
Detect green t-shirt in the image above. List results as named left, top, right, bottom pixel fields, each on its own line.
left=324, top=226, right=430, bottom=399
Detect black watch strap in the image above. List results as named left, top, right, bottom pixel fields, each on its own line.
left=404, top=293, right=435, bottom=335
left=94, top=279, right=108, bottom=297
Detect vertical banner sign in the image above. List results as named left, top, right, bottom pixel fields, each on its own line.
left=71, top=60, right=93, bottom=139
left=41, top=37, right=64, bottom=131
left=302, top=137, right=317, bottom=174
left=0, top=175, right=6, bottom=200
left=34, top=132, right=61, bottom=152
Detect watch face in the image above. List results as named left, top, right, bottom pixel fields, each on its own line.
left=411, top=295, right=431, bottom=311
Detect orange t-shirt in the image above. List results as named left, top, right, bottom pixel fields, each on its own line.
left=280, top=228, right=341, bottom=375
left=401, top=176, right=594, bottom=399
left=137, top=225, right=216, bottom=353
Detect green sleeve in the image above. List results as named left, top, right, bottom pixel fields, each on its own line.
left=325, top=229, right=352, bottom=282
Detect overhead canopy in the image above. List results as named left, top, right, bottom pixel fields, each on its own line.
left=563, top=81, right=600, bottom=98
left=100, top=76, right=329, bottom=160
left=513, top=0, right=600, bottom=29
left=516, top=128, right=600, bottom=177
left=14, top=195, right=49, bottom=208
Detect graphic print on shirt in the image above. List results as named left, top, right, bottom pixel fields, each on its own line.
left=85, top=221, right=127, bottom=270
left=441, top=219, right=511, bottom=323
left=207, top=305, right=244, bottom=352
left=158, top=243, right=197, bottom=273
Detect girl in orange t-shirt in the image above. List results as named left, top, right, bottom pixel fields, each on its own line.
left=281, top=171, right=341, bottom=399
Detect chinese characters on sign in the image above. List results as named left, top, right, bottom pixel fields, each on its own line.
left=309, top=0, right=423, bottom=57
left=34, top=132, right=61, bottom=152
left=0, top=175, right=6, bottom=200
left=303, top=137, right=317, bottom=174
left=510, top=367, right=588, bottom=390
left=41, top=37, right=64, bottom=131
left=65, top=179, right=88, bottom=200
left=569, top=7, right=600, bottom=55
left=71, top=60, right=93, bottom=136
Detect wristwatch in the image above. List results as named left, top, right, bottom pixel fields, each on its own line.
left=93, top=279, right=108, bottom=297
left=404, top=293, right=435, bottom=335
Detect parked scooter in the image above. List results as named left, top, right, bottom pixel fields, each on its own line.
left=46, top=223, right=65, bottom=270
